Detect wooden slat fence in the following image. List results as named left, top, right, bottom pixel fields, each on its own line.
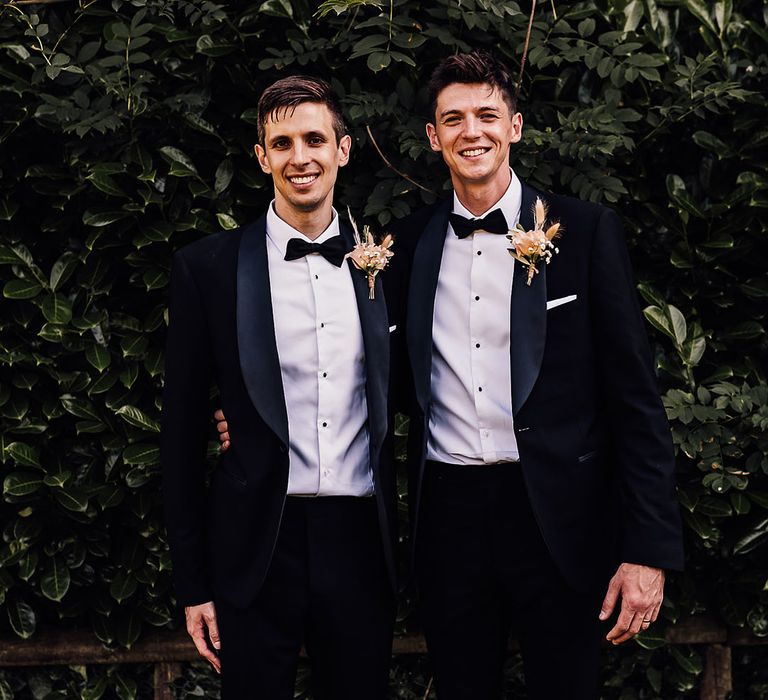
left=1, top=618, right=765, bottom=700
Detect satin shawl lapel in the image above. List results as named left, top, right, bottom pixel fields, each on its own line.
left=406, top=198, right=452, bottom=414
left=510, top=182, right=547, bottom=416
left=340, top=224, right=389, bottom=449
left=236, top=215, right=289, bottom=446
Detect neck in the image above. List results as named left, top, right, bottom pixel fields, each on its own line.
left=273, top=197, right=334, bottom=240
left=452, top=168, right=511, bottom=217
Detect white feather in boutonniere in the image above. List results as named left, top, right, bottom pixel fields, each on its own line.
left=345, top=207, right=394, bottom=300
left=506, top=197, right=562, bottom=286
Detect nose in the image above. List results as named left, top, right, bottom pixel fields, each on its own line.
left=462, top=115, right=481, bottom=139
left=290, top=141, right=311, bottom=168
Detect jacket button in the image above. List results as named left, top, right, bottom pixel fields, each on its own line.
left=279, top=445, right=287, bottom=454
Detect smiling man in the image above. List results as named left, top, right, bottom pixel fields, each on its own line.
left=161, top=75, right=396, bottom=700
left=385, top=51, right=684, bottom=699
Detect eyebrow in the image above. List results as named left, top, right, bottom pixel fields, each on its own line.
left=439, top=105, right=502, bottom=118
left=268, top=130, right=328, bottom=146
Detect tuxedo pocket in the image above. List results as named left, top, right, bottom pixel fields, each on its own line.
left=546, top=294, right=577, bottom=311
left=389, top=325, right=397, bottom=333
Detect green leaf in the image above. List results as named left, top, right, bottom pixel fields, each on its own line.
left=692, top=130, right=731, bottom=158
left=715, top=0, right=732, bottom=33
left=7, top=598, right=36, bottom=638
left=18, top=551, right=39, bottom=581
left=350, top=34, right=388, bottom=58
left=41, top=294, right=73, bottom=324
left=86, top=345, right=111, bottom=372
left=97, top=485, right=124, bottom=509
left=82, top=210, right=130, bottom=227
left=643, top=304, right=686, bottom=346
left=682, top=0, right=717, bottom=35
left=3, top=471, right=43, bottom=496
left=142, top=268, right=168, bottom=291
left=121, top=334, right=148, bottom=357
left=55, top=488, right=89, bottom=512
left=719, top=322, right=764, bottom=341
left=49, top=253, right=78, bottom=292
left=367, top=51, right=391, bottom=72
left=116, top=405, right=160, bottom=433
left=216, top=213, right=239, bottom=230
left=40, top=556, right=70, bottom=601
left=0, top=199, right=20, bottom=220
left=215, top=159, right=234, bottom=194
left=122, top=443, right=159, bottom=465
left=0, top=243, right=32, bottom=265
left=81, top=675, right=109, bottom=700
left=159, top=146, right=199, bottom=177
left=110, top=571, right=137, bottom=603
left=195, top=34, right=234, bottom=58
left=61, top=396, right=100, bottom=421
left=622, top=0, right=643, bottom=33
left=666, top=174, right=705, bottom=218
left=6, top=442, right=41, bottom=468
left=3, top=280, right=42, bottom=299
left=114, top=670, right=138, bottom=700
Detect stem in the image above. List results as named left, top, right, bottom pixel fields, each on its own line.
left=125, top=33, right=133, bottom=113
left=5, top=3, right=51, bottom=65
left=365, top=125, right=436, bottom=195
left=516, top=0, right=538, bottom=101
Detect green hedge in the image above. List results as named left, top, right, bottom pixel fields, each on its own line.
left=0, top=0, right=766, bottom=696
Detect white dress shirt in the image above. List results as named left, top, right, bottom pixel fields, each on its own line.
left=266, top=203, right=373, bottom=496
left=427, top=170, right=522, bottom=465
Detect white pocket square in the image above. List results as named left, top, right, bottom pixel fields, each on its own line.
left=546, top=295, right=577, bottom=310
left=389, top=325, right=397, bottom=333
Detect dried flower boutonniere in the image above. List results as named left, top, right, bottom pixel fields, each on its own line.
left=506, top=197, right=562, bottom=286
left=345, top=207, right=394, bottom=300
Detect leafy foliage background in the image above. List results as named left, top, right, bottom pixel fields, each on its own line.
left=0, top=0, right=766, bottom=697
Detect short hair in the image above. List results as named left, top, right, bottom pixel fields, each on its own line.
left=428, top=50, right=518, bottom=120
left=256, top=75, right=346, bottom=146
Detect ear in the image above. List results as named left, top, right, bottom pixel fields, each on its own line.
left=255, top=144, right=271, bottom=174
left=510, top=111, right=524, bottom=145
left=337, top=134, right=352, bottom=168
left=426, top=122, right=441, bottom=153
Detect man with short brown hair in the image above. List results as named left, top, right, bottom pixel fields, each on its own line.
left=385, top=50, right=684, bottom=698
left=162, top=75, right=396, bottom=700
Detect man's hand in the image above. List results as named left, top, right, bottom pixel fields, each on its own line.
left=599, top=563, right=664, bottom=645
left=185, top=601, right=221, bottom=673
left=214, top=409, right=230, bottom=451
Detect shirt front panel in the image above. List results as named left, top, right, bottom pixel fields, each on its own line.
left=266, top=204, right=372, bottom=495
left=427, top=171, right=522, bottom=465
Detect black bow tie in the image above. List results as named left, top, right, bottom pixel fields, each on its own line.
left=449, top=208, right=509, bottom=239
left=284, top=235, right=348, bottom=267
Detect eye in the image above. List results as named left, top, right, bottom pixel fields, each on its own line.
left=272, top=138, right=289, bottom=149
left=442, top=116, right=461, bottom=126
left=480, top=112, right=499, bottom=121
left=308, top=136, right=324, bottom=145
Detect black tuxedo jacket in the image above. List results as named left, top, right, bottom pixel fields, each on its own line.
left=385, top=182, right=684, bottom=592
left=161, top=214, right=397, bottom=609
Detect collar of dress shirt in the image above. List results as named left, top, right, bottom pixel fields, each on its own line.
left=451, top=168, right=522, bottom=229
left=265, top=200, right=340, bottom=258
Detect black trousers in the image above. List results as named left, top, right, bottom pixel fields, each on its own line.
left=215, top=496, right=394, bottom=700
left=417, top=461, right=604, bottom=700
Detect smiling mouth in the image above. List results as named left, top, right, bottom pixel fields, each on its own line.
left=459, top=147, right=491, bottom=158
left=288, top=174, right=319, bottom=185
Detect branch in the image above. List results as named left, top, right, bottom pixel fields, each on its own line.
left=516, top=0, right=538, bottom=101
left=365, top=125, right=436, bottom=196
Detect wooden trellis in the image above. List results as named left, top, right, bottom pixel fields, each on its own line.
left=1, top=617, right=765, bottom=699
